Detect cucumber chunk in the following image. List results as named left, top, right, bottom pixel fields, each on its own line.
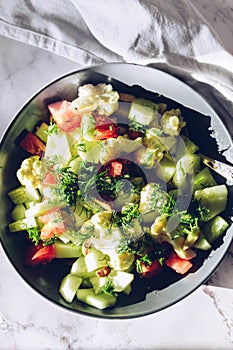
left=155, top=157, right=176, bottom=182
left=59, top=274, right=82, bottom=303
left=109, top=270, right=134, bottom=292
left=90, top=270, right=134, bottom=294
left=25, top=202, right=63, bottom=218
left=194, top=185, right=228, bottom=221
left=123, top=284, right=132, bottom=295
left=35, top=122, right=49, bottom=143
left=76, top=288, right=117, bottom=309
left=202, top=216, right=230, bottom=244
left=193, top=167, right=217, bottom=192
left=8, top=217, right=38, bottom=232
left=173, top=154, right=200, bottom=189
left=128, top=98, right=158, bottom=125
left=10, top=204, right=26, bottom=221
left=84, top=247, right=109, bottom=273
left=193, top=232, right=212, bottom=250
left=89, top=276, right=108, bottom=294
left=70, top=256, right=88, bottom=277
left=8, top=186, right=41, bottom=204
left=54, top=241, right=83, bottom=258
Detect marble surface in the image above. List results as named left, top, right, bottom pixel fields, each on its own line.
left=0, top=23, right=233, bottom=350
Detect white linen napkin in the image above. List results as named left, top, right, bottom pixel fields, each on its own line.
left=0, top=0, right=232, bottom=131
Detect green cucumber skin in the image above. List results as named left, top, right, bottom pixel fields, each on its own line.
left=54, top=241, right=83, bottom=258
left=8, top=187, right=41, bottom=204
left=76, top=288, right=117, bottom=309
left=193, top=167, right=217, bottom=192
left=59, top=274, right=82, bottom=303
left=194, top=185, right=228, bottom=221
left=202, top=216, right=230, bottom=244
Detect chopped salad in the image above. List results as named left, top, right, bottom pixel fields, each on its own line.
left=8, top=83, right=230, bottom=310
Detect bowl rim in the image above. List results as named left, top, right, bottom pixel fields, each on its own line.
left=0, top=62, right=232, bottom=319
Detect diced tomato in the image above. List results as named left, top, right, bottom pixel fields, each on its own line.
left=48, top=100, right=81, bottom=132
left=19, top=131, right=46, bottom=156
left=39, top=208, right=66, bottom=239
left=137, top=259, right=162, bottom=279
left=165, top=251, right=193, bottom=274
left=40, top=222, right=65, bottom=240
left=42, top=172, right=56, bottom=185
left=109, top=161, right=123, bottom=177
left=25, top=242, right=55, bottom=266
left=38, top=207, right=61, bottom=224
left=94, top=115, right=118, bottom=140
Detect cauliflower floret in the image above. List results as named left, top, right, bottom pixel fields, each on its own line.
left=99, top=135, right=142, bottom=164
left=72, top=83, right=119, bottom=116
left=161, top=109, right=186, bottom=136
left=17, top=156, right=41, bottom=188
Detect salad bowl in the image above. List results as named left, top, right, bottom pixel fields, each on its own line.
left=0, top=63, right=232, bottom=318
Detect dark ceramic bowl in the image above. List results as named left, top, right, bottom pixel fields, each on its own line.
left=0, top=63, right=232, bottom=318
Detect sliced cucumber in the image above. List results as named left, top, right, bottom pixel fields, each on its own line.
left=10, top=204, right=26, bottom=221
left=89, top=276, right=108, bottom=294
left=59, top=274, right=82, bottom=303
left=128, top=98, right=158, bottom=125
left=8, top=186, right=41, bottom=204
left=109, top=270, right=134, bottom=292
left=54, top=241, right=83, bottom=258
left=8, top=217, right=38, bottom=232
left=173, top=154, right=200, bottom=189
left=193, top=232, right=212, bottom=250
left=193, top=167, right=217, bottom=192
left=194, top=185, right=228, bottom=221
left=123, top=284, right=132, bottom=295
left=85, top=247, right=109, bottom=273
left=35, top=122, right=49, bottom=143
left=155, top=157, right=176, bottom=182
left=202, top=215, right=230, bottom=244
left=76, top=288, right=117, bottom=309
left=70, top=256, right=88, bottom=278
left=25, top=202, right=63, bottom=218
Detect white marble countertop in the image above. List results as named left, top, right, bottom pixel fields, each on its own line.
left=0, top=13, right=233, bottom=349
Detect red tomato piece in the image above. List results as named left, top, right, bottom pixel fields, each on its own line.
left=25, top=243, right=55, bottom=266
left=165, top=251, right=193, bottom=274
left=109, top=161, right=123, bottom=177
left=38, top=207, right=61, bottom=225
left=40, top=222, right=65, bottom=240
left=39, top=208, right=66, bottom=240
left=42, top=172, right=56, bottom=185
left=19, top=131, right=46, bottom=156
left=137, top=260, right=162, bottom=279
left=48, top=100, right=81, bottom=132
left=94, top=115, right=118, bottom=140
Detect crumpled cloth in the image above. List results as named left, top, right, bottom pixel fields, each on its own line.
left=0, top=0, right=232, bottom=141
